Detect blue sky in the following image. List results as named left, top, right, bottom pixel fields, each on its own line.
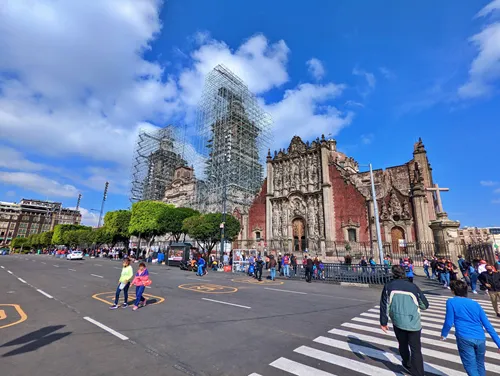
left=0, top=0, right=499, bottom=227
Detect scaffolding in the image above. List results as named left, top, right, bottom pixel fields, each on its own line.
left=196, top=65, right=272, bottom=213
left=131, top=126, right=187, bottom=202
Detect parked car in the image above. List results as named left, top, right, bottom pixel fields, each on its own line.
left=0, top=248, right=9, bottom=255
left=67, top=250, right=83, bottom=260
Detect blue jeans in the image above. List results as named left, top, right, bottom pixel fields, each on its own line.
left=456, top=337, right=486, bottom=376
left=441, top=272, right=450, bottom=286
left=114, top=282, right=130, bottom=305
left=283, top=264, right=290, bottom=277
left=134, top=285, right=146, bottom=307
left=197, top=264, right=204, bottom=276
left=423, top=266, right=430, bottom=278
left=270, top=267, right=276, bottom=280
left=470, top=273, right=478, bottom=292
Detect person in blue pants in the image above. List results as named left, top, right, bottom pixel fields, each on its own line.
left=197, top=256, right=206, bottom=276
left=441, top=280, right=500, bottom=376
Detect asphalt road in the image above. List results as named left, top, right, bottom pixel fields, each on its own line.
left=2, top=254, right=493, bottom=376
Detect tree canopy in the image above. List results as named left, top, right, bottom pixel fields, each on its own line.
left=129, top=201, right=173, bottom=247
left=92, top=226, right=113, bottom=247
left=11, top=237, right=29, bottom=249
left=182, top=212, right=240, bottom=254
left=104, top=210, right=131, bottom=248
left=52, top=224, right=91, bottom=245
left=161, top=207, right=199, bottom=242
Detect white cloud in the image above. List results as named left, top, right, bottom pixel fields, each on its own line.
left=458, top=1, right=500, bottom=98
left=265, top=83, right=354, bottom=147
left=0, top=172, right=79, bottom=198
left=480, top=180, right=498, bottom=186
left=306, top=58, right=326, bottom=80
left=0, top=147, right=48, bottom=171
left=69, top=207, right=99, bottom=227
left=352, top=67, right=376, bottom=95
left=361, top=133, right=374, bottom=145
left=379, top=67, right=395, bottom=79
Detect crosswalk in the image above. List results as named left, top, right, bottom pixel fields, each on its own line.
left=250, top=294, right=500, bottom=376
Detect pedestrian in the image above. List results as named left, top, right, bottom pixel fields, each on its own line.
left=283, top=253, right=290, bottom=278
left=110, top=258, right=134, bottom=310
left=291, top=254, right=297, bottom=277
left=269, top=255, right=277, bottom=281
left=478, top=264, right=500, bottom=317
left=468, top=261, right=479, bottom=294
left=277, top=253, right=282, bottom=274
left=360, top=256, right=368, bottom=272
left=255, top=256, right=264, bottom=281
left=380, top=265, right=429, bottom=376
left=441, top=280, right=500, bottom=376
left=437, top=258, right=450, bottom=289
left=305, top=256, right=313, bottom=283
left=196, top=255, right=206, bottom=276
left=457, top=255, right=467, bottom=278
left=369, top=257, right=376, bottom=273
left=403, top=258, right=414, bottom=283
left=423, top=257, right=430, bottom=279
left=430, top=256, right=438, bottom=279
left=131, top=262, right=151, bottom=311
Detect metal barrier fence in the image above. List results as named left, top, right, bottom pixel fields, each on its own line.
left=465, top=243, right=496, bottom=265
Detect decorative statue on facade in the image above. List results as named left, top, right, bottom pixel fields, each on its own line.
left=402, top=200, right=411, bottom=219
left=380, top=201, right=391, bottom=221
left=389, top=190, right=402, bottom=216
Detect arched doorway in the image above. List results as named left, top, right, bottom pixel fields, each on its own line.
left=292, top=218, right=306, bottom=252
left=391, top=226, right=406, bottom=250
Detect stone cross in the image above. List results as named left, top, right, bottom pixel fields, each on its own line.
left=426, top=184, right=449, bottom=214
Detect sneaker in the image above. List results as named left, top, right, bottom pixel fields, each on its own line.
left=472, top=290, right=478, bottom=294
left=133, top=306, right=138, bottom=311
left=121, top=303, right=128, bottom=308
left=109, top=305, right=118, bottom=310
left=447, top=286, right=451, bottom=290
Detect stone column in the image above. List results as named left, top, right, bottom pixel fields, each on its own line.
left=266, top=158, right=273, bottom=247
left=429, top=212, right=460, bottom=260
left=412, top=182, right=433, bottom=242
left=320, top=147, right=334, bottom=243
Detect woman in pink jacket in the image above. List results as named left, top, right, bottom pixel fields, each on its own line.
left=131, top=262, right=150, bottom=311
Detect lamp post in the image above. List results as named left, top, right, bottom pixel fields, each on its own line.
left=369, top=164, right=384, bottom=264
left=219, top=133, right=231, bottom=268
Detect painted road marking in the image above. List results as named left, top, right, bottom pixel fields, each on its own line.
left=94, top=264, right=102, bottom=266
left=201, top=298, right=250, bottom=309
left=0, top=304, right=28, bottom=329
left=7, top=270, right=12, bottom=274
left=41, top=262, right=46, bottom=264
left=92, top=292, right=165, bottom=306
left=264, top=287, right=307, bottom=295
left=178, top=283, right=237, bottom=294
left=270, top=357, right=335, bottom=376
left=248, top=374, right=262, bottom=376
left=91, top=274, right=103, bottom=278
left=53, top=265, right=59, bottom=267
left=17, top=278, right=27, bottom=284
left=186, top=277, right=212, bottom=282
left=69, top=269, right=76, bottom=272
left=0, top=266, right=4, bottom=269
left=83, top=317, right=128, bottom=341
left=37, top=289, right=53, bottom=299
left=232, top=278, right=284, bottom=285
left=150, top=271, right=158, bottom=275
left=113, top=266, right=120, bottom=270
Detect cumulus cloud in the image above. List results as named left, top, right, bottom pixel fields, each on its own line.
left=458, top=0, right=500, bottom=98
left=265, top=83, right=353, bottom=146
left=379, top=67, right=395, bottom=79
left=480, top=180, right=498, bottom=186
left=69, top=207, right=99, bottom=227
left=0, top=172, right=79, bottom=198
left=0, top=147, right=48, bottom=172
left=306, top=58, right=326, bottom=80
left=352, top=67, right=376, bottom=96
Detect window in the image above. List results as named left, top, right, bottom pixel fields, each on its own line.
left=19, top=222, right=28, bottom=229
left=347, top=229, right=357, bottom=242
left=18, top=228, right=27, bottom=235
left=0, top=222, right=8, bottom=229
left=32, top=216, right=40, bottom=222
left=22, top=215, right=29, bottom=221
left=255, top=231, right=261, bottom=241
left=31, top=224, right=40, bottom=230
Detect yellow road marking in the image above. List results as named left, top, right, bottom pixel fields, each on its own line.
left=0, top=310, right=5, bottom=320
left=0, top=304, right=27, bottom=329
left=92, top=292, right=165, bottom=306
left=231, top=278, right=284, bottom=285
left=178, top=283, right=238, bottom=294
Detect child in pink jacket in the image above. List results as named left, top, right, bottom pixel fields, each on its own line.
left=131, top=262, right=150, bottom=311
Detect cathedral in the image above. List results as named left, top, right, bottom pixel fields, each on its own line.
left=234, top=134, right=439, bottom=257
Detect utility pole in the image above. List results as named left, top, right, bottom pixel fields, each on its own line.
left=369, top=164, right=384, bottom=264
left=97, top=182, right=109, bottom=228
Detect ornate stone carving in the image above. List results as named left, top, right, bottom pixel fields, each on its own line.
left=389, top=191, right=402, bottom=216
left=380, top=201, right=391, bottom=221
left=288, top=136, right=307, bottom=154
left=311, top=156, right=319, bottom=187
left=402, top=200, right=411, bottom=219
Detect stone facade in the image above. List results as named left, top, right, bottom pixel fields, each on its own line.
left=163, top=166, right=199, bottom=209
left=239, top=135, right=446, bottom=257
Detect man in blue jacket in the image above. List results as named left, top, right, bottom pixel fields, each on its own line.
left=380, top=265, right=429, bottom=376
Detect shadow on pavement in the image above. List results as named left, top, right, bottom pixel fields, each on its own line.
left=1, top=325, right=72, bottom=357
left=347, top=335, right=405, bottom=374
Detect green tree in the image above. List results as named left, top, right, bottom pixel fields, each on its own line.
left=103, top=210, right=131, bottom=249
left=129, top=201, right=173, bottom=250
left=11, top=237, right=29, bottom=250
left=40, top=231, right=54, bottom=248
left=62, top=230, right=79, bottom=248
left=161, top=207, right=200, bottom=242
left=182, top=212, right=241, bottom=255
left=52, top=224, right=91, bottom=245
left=92, top=227, right=113, bottom=247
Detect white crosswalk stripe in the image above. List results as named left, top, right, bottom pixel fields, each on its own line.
left=249, top=293, right=500, bottom=376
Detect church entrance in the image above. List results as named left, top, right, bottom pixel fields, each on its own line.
left=292, top=218, right=306, bottom=252
left=391, top=226, right=406, bottom=250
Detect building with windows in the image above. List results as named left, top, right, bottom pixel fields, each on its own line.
left=458, top=226, right=500, bottom=246
left=0, top=199, right=81, bottom=246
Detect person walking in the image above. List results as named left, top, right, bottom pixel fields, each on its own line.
left=403, top=258, right=414, bottom=283
left=255, top=256, right=264, bottom=281
left=441, top=280, right=500, bottom=376
left=196, top=255, right=206, bottom=276
left=468, top=261, right=479, bottom=294
left=283, top=254, right=290, bottom=278
left=131, top=262, right=150, bottom=311
left=380, top=265, right=429, bottom=375
left=269, top=255, right=277, bottom=281
left=479, top=264, right=500, bottom=317
left=291, top=254, right=297, bottom=277
left=110, top=258, right=134, bottom=310
left=305, top=256, right=313, bottom=283
left=457, top=255, right=467, bottom=279
left=423, top=258, right=430, bottom=279
left=430, top=256, right=438, bottom=280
